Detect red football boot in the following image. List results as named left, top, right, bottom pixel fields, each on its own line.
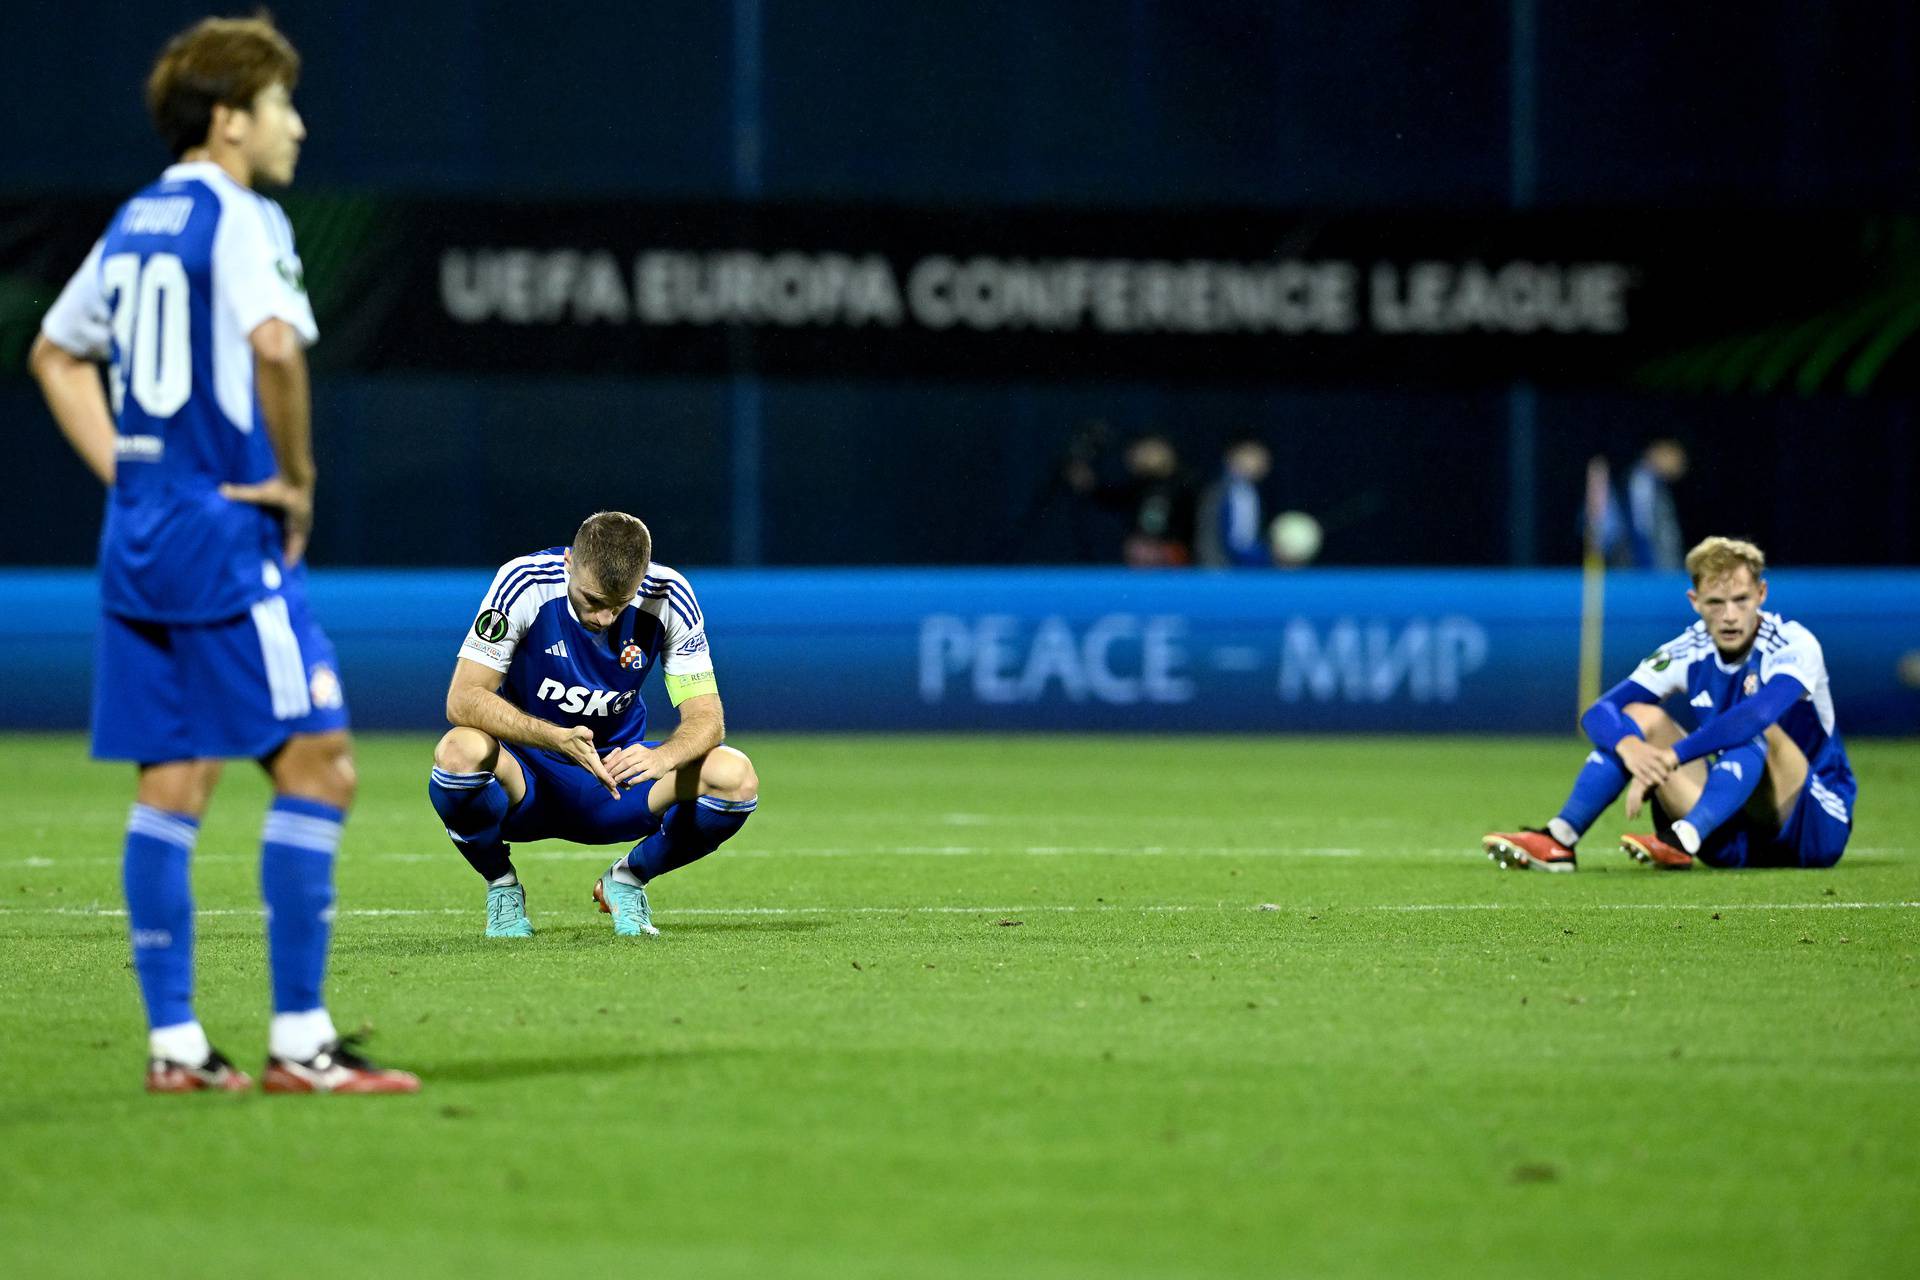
left=146, top=1046, right=253, bottom=1094
left=263, top=1035, right=420, bottom=1095
left=1482, top=828, right=1578, bottom=873
left=1621, top=832, right=1694, bottom=870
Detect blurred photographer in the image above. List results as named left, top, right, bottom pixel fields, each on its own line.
left=1063, top=429, right=1198, bottom=568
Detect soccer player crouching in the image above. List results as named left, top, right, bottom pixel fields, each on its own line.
left=1484, top=537, right=1855, bottom=871
left=428, top=511, right=759, bottom=936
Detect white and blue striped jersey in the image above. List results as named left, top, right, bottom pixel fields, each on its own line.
left=40, top=161, right=317, bottom=622
left=457, top=549, right=717, bottom=750
left=1628, top=611, right=1855, bottom=822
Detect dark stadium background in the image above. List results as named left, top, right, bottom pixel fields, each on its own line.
left=1, top=0, right=1914, bottom=570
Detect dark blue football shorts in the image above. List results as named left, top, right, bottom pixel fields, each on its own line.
left=1694, top=774, right=1851, bottom=869
left=498, top=740, right=665, bottom=846
left=92, top=580, right=350, bottom=764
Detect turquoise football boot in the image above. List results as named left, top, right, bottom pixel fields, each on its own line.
left=592, top=871, right=660, bottom=937
left=485, top=881, right=535, bottom=937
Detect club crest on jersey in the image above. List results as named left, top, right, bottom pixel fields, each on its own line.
left=473, top=609, right=509, bottom=643
left=620, top=643, right=646, bottom=670
left=1743, top=673, right=1758, bottom=696
left=308, top=663, right=344, bottom=711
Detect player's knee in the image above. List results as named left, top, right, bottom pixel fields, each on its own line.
left=334, top=749, right=359, bottom=803
left=1624, top=703, right=1681, bottom=742
left=433, top=727, right=498, bottom=774
left=703, top=745, right=758, bottom=803
left=275, top=733, right=357, bottom=811
left=308, top=744, right=357, bottom=810
left=138, top=760, right=223, bottom=817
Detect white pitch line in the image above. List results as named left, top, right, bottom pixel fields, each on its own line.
left=7, top=842, right=1911, bottom=869
left=1381, top=900, right=1920, bottom=912
left=0, top=904, right=1198, bottom=920
left=1, top=901, right=1915, bottom=921
left=0, top=844, right=1429, bottom=867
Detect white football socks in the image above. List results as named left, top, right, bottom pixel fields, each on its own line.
left=149, top=1020, right=211, bottom=1066
left=270, top=1008, right=339, bottom=1062
left=153, top=1012, right=343, bottom=1063
left=1546, top=817, right=1581, bottom=848
left=1672, top=820, right=1703, bottom=855
left=488, top=871, right=519, bottom=888
left=609, top=859, right=645, bottom=888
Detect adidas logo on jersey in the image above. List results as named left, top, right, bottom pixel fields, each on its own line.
left=545, top=641, right=569, bottom=658
left=1690, top=690, right=1714, bottom=708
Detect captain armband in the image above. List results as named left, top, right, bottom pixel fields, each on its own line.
left=664, top=670, right=718, bottom=707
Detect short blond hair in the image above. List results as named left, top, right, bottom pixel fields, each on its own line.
left=572, top=511, right=652, bottom=590
left=1685, top=536, right=1766, bottom=586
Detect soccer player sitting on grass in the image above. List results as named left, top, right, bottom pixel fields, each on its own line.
left=30, top=15, right=414, bottom=1093
left=428, top=511, right=759, bottom=937
left=1484, top=536, right=1855, bottom=872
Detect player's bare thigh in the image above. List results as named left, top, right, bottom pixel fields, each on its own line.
left=1624, top=705, right=1808, bottom=832
left=647, top=744, right=758, bottom=817
left=1744, top=726, right=1808, bottom=829
left=432, top=726, right=527, bottom=805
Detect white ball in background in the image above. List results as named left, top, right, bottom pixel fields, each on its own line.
left=1268, top=511, right=1323, bottom=566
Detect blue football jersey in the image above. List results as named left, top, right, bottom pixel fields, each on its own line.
left=1628, top=612, right=1855, bottom=822
left=457, top=549, right=717, bottom=754
left=40, top=161, right=318, bottom=622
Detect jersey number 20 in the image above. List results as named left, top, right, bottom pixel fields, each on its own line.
left=102, top=252, right=190, bottom=419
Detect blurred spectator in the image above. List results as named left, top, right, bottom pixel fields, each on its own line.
left=1621, top=439, right=1688, bottom=570
left=1064, top=431, right=1197, bottom=566
left=1194, top=435, right=1273, bottom=568
left=1584, top=440, right=1688, bottom=570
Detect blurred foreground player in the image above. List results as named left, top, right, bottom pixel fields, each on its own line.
left=30, top=16, right=414, bottom=1092
left=1484, top=537, right=1854, bottom=872
left=428, top=512, right=759, bottom=937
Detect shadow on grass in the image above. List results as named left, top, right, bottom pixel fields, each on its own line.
left=335, top=916, right=832, bottom=956
left=661, top=918, right=832, bottom=935
left=417, top=1047, right=760, bottom=1084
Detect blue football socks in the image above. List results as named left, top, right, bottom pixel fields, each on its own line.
left=623, top=794, right=758, bottom=882
left=1674, top=735, right=1768, bottom=855
left=428, top=767, right=514, bottom=882
left=1551, top=748, right=1630, bottom=846
left=261, top=796, right=343, bottom=1016
left=123, top=804, right=200, bottom=1031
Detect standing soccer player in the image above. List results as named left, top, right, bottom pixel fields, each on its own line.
left=427, top=511, right=760, bottom=938
left=1483, top=537, right=1855, bottom=872
left=29, top=16, right=416, bottom=1092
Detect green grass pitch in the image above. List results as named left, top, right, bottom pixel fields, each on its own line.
left=2, top=732, right=1916, bottom=1278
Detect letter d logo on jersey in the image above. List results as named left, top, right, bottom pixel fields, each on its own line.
left=473, top=609, right=509, bottom=643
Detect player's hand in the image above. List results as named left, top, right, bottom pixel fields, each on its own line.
left=1624, top=776, right=1649, bottom=820
left=551, top=725, right=620, bottom=798
left=1616, top=737, right=1675, bottom=788
left=220, top=475, right=315, bottom=567
left=603, top=743, right=673, bottom=788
